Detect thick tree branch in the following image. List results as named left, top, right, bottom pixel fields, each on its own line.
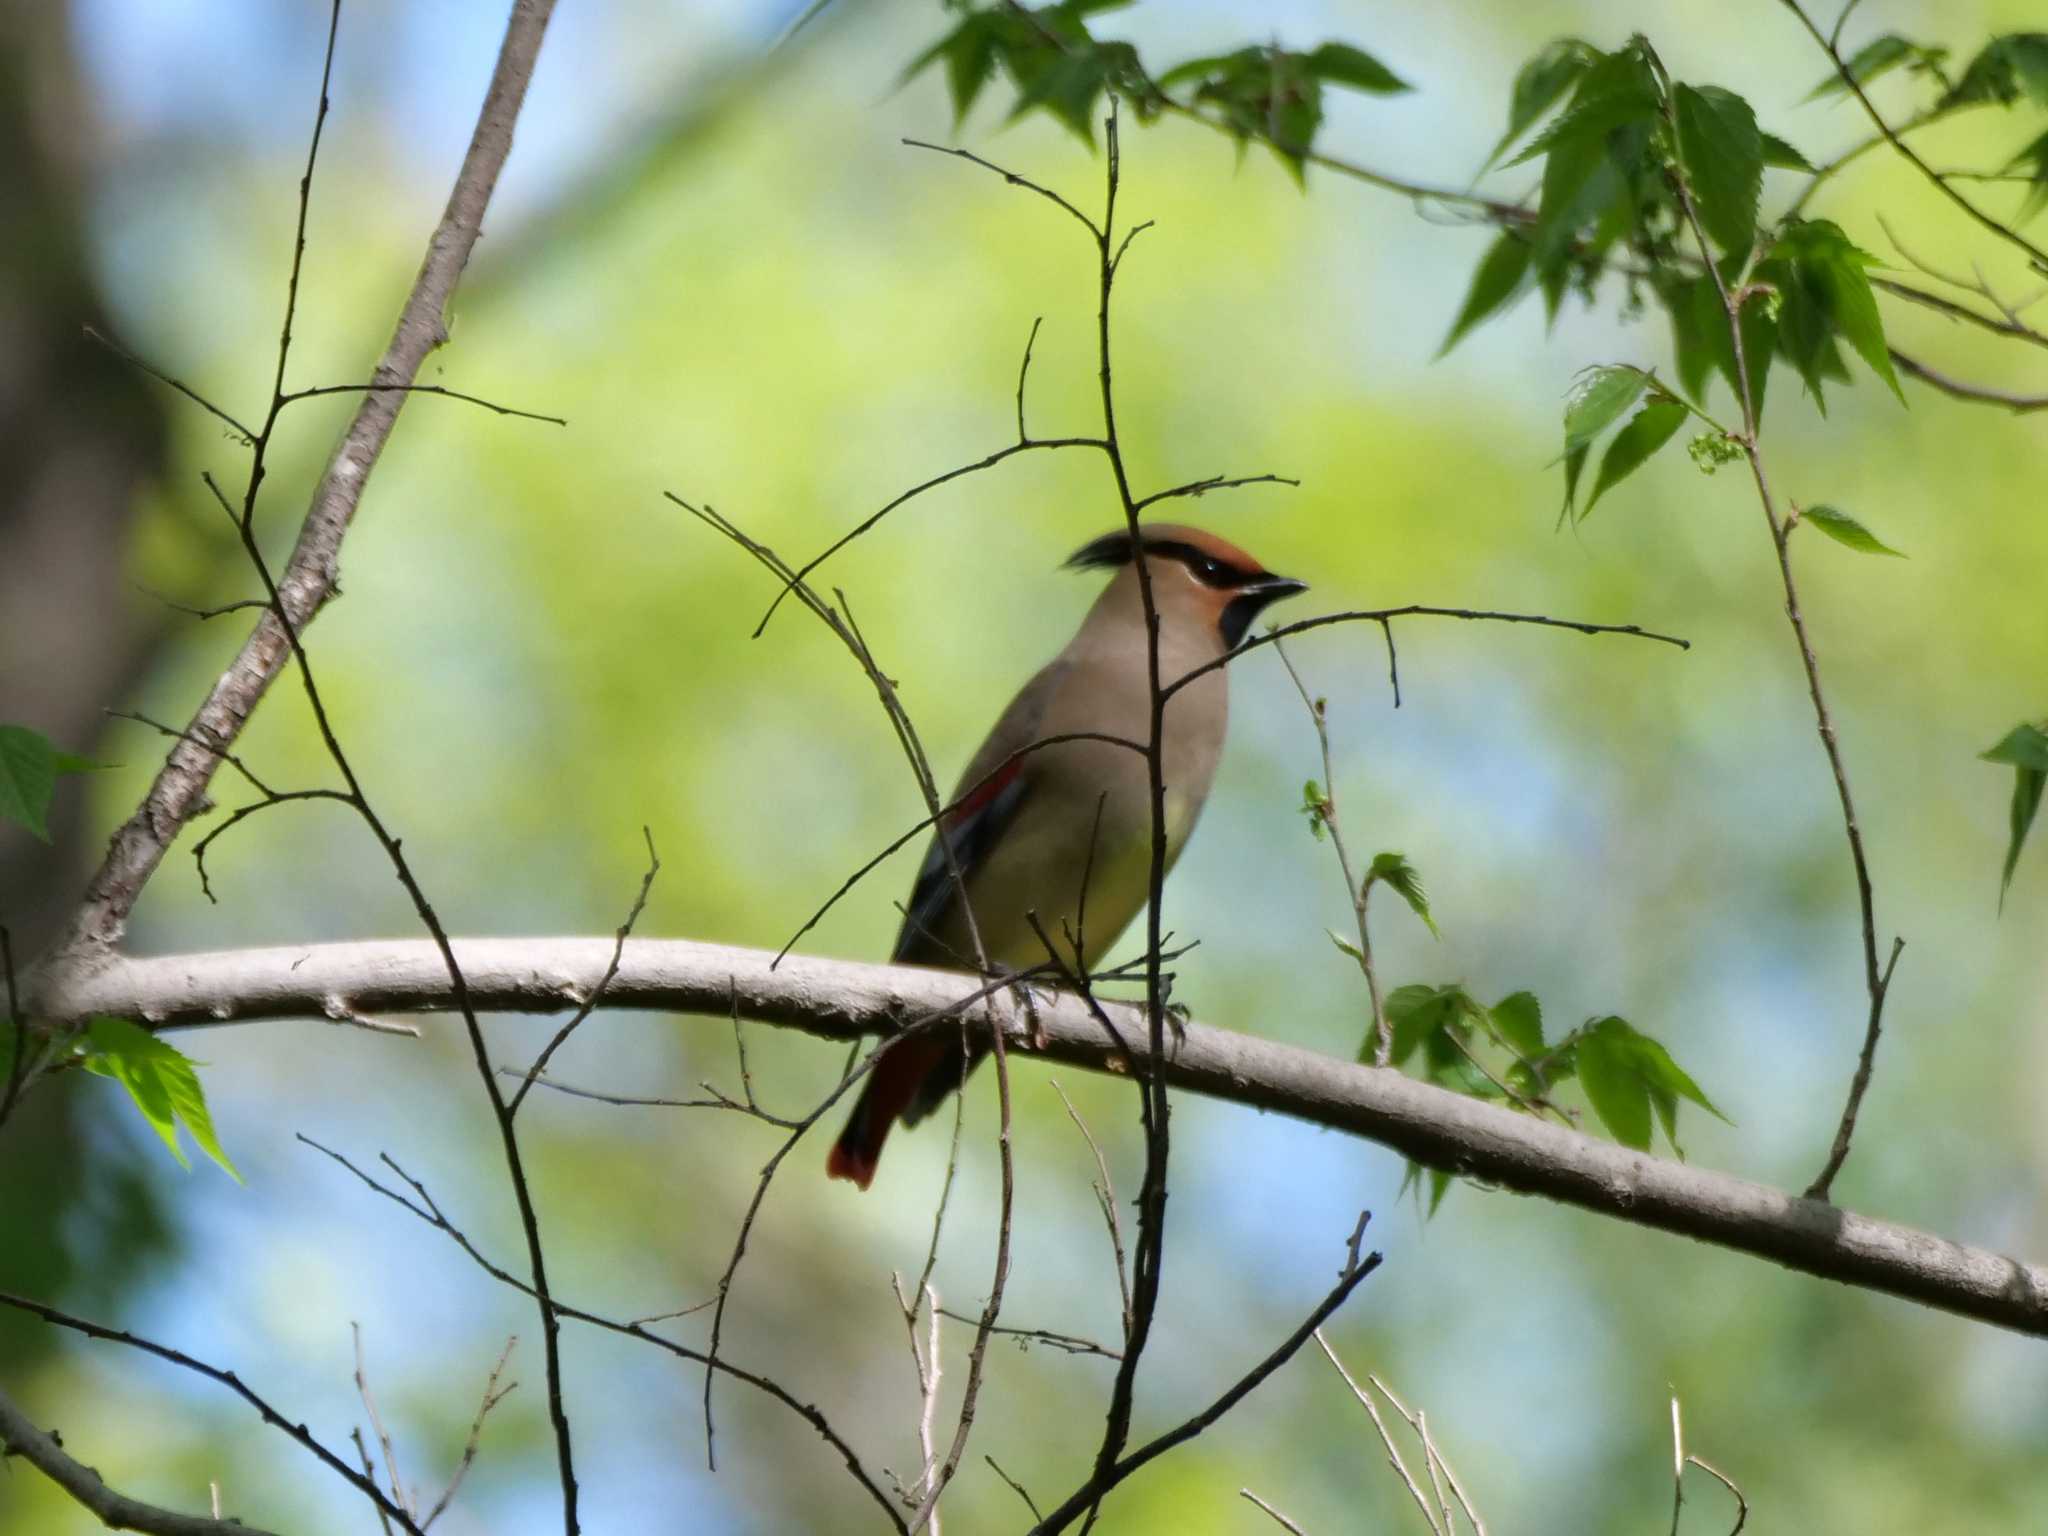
left=33, top=936, right=2048, bottom=1338
left=0, top=1386, right=284, bottom=1536
left=55, top=0, right=558, bottom=961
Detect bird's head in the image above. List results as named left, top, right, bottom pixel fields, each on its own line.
left=1065, top=523, right=1308, bottom=649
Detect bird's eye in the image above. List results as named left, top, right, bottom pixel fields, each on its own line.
left=1195, top=556, right=1228, bottom=585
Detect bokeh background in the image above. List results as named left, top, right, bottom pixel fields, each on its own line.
left=4, top=1, right=2046, bottom=1531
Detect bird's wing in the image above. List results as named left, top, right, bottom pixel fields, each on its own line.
left=892, top=659, right=1068, bottom=966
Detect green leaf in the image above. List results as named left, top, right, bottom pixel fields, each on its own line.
left=2005, top=128, right=2048, bottom=223
left=1368, top=851, right=1439, bottom=938
left=0, top=725, right=60, bottom=842
left=1485, top=38, right=1600, bottom=168
left=1943, top=34, right=2048, bottom=110
left=1984, top=722, right=2048, bottom=903
left=1490, top=991, right=1544, bottom=1058
left=1327, top=928, right=1366, bottom=964
left=82, top=1018, right=241, bottom=1179
left=1800, top=503, right=1906, bottom=557
left=1507, top=46, right=1661, bottom=167
left=1674, top=84, right=1762, bottom=258
left=1576, top=1016, right=1727, bottom=1154
left=1565, top=366, right=1649, bottom=449
left=1804, top=33, right=1917, bottom=101
left=1381, top=983, right=1479, bottom=1068
left=1771, top=220, right=1903, bottom=403
left=1439, top=232, right=1534, bottom=355
left=1984, top=721, right=2048, bottom=771
left=1306, top=41, right=1409, bottom=96
left=1577, top=1018, right=1652, bottom=1149
left=1760, top=131, right=1816, bottom=171
left=1584, top=398, right=1688, bottom=515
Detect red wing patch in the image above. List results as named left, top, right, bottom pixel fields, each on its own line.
left=946, top=751, right=1024, bottom=827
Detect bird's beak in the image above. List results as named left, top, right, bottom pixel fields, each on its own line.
left=1219, top=573, right=1309, bottom=649
left=1244, top=574, right=1308, bottom=600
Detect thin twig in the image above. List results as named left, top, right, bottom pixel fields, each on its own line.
left=1051, top=1079, right=1132, bottom=1341
left=1315, top=1333, right=1443, bottom=1536
left=1665, top=73, right=1898, bottom=1206
left=507, top=827, right=660, bottom=1117
left=1273, top=637, right=1390, bottom=1063
left=296, top=1136, right=910, bottom=1533
left=1240, top=1489, right=1312, bottom=1534
left=1028, top=1214, right=1383, bottom=1535
left=0, top=1290, right=421, bottom=1532
left=1779, top=0, right=2048, bottom=270
left=420, top=1336, right=517, bottom=1529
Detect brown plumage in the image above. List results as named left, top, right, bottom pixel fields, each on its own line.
left=827, top=524, right=1306, bottom=1188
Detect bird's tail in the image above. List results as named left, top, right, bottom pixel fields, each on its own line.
left=826, top=1036, right=945, bottom=1190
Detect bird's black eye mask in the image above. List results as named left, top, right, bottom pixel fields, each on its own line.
left=1063, top=531, right=1265, bottom=590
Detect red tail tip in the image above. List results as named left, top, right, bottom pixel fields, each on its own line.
left=826, top=1139, right=877, bottom=1191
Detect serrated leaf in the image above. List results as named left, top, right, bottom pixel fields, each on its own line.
left=1943, top=33, right=2048, bottom=110
left=1772, top=220, right=1902, bottom=403
left=1801, top=504, right=1905, bottom=556
left=1368, top=851, right=1439, bottom=938
left=1382, top=983, right=1479, bottom=1069
left=83, top=1017, right=241, bottom=1180
left=1584, top=398, right=1687, bottom=515
left=1157, top=48, right=1258, bottom=91
left=1577, top=1018, right=1652, bottom=1149
left=1565, top=366, right=1649, bottom=449
left=1486, top=38, right=1600, bottom=169
left=1507, top=46, right=1660, bottom=167
left=1490, top=991, right=1544, bottom=1057
left=1805, top=33, right=1916, bottom=101
left=1760, top=131, right=1816, bottom=171
left=1440, top=232, right=1534, bottom=355
left=1576, top=1015, right=1727, bottom=1154
left=1306, top=41, right=1409, bottom=95
left=1675, top=84, right=1762, bottom=258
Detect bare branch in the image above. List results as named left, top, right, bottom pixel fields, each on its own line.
left=54, top=0, right=561, bottom=960
left=0, top=1385, right=286, bottom=1536
left=0, top=1290, right=420, bottom=1532
left=42, top=936, right=2048, bottom=1337
left=1028, top=1214, right=1382, bottom=1535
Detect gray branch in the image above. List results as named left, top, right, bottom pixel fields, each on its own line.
left=31, top=937, right=2048, bottom=1337
left=0, top=1384, right=283, bottom=1536
left=54, top=0, right=558, bottom=961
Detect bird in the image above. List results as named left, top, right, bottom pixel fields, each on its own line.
left=826, top=523, right=1307, bottom=1189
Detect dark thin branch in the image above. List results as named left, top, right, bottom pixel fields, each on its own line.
left=1667, top=86, right=1897, bottom=1204
left=508, top=827, right=660, bottom=1117
left=82, top=324, right=257, bottom=445
left=0, top=1290, right=421, bottom=1532
left=1028, top=1215, right=1383, bottom=1535
left=902, top=136, right=1102, bottom=241
left=934, top=1307, right=1121, bottom=1361
left=1888, top=350, right=2048, bottom=413
left=774, top=729, right=1145, bottom=965
left=1779, top=0, right=2048, bottom=271
left=1163, top=604, right=1689, bottom=703
left=0, top=1385, right=286, bottom=1536
left=987, top=1457, right=1045, bottom=1522
left=277, top=381, right=566, bottom=425
left=1129, top=471, right=1299, bottom=513
left=296, top=1137, right=910, bottom=1534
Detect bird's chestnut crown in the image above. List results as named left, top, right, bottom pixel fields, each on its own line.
left=1064, top=523, right=1307, bottom=648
